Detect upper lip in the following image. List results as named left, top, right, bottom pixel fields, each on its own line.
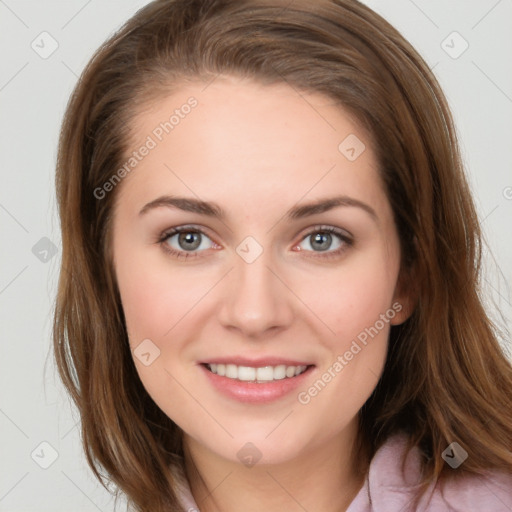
left=201, top=357, right=314, bottom=368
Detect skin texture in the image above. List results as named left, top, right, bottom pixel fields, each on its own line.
left=111, top=76, right=412, bottom=512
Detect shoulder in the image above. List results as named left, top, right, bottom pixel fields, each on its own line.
left=166, top=436, right=512, bottom=512
left=360, top=432, right=512, bottom=512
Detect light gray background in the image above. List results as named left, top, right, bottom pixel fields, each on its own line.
left=1, top=1, right=511, bottom=511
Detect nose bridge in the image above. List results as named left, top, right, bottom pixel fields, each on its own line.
left=218, top=241, right=293, bottom=336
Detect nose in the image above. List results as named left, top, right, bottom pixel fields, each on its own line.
left=217, top=250, right=294, bottom=339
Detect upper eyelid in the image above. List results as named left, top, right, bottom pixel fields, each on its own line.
left=160, top=224, right=215, bottom=240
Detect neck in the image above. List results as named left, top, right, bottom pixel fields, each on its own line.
left=183, top=420, right=366, bottom=512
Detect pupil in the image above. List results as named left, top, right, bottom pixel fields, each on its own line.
left=311, top=232, right=331, bottom=251
left=179, top=232, right=201, bottom=250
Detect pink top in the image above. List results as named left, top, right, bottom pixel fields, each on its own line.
left=170, top=433, right=512, bottom=511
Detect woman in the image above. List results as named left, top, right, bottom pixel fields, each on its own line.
left=53, top=0, right=512, bottom=511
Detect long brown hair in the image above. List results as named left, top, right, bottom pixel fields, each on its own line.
left=53, top=0, right=512, bottom=510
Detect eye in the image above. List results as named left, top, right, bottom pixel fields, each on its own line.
left=157, top=226, right=218, bottom=259
left=156, top=224, right=353, bottom=261
left=295, top=226, right=353, bottom=258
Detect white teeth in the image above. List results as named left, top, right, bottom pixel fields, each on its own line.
left=256, top=366, right=274, bottom=381
left=273, top=365, right=286, bottom=380
left=225, top=364, right=237, bottom=378
left=237, top=366, right=256, bottom=381
left=207, top=363, right=308, bottom=382
left=286, top=366, right=296, bottom=378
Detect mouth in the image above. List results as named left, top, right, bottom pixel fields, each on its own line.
left=199, top=359, right=315, bottom=403
left=203, top=362, right=310, bottom=383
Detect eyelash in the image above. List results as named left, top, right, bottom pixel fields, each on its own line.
left=156, top=225, right=353, bottom=261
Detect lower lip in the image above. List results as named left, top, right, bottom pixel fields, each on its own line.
left=200, top=364, right=315, bottom=403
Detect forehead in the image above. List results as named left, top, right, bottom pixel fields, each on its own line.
left=116, top=76, right=388, bottom=220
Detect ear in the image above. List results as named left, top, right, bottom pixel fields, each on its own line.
left=390, top=261, right=418, bottom=326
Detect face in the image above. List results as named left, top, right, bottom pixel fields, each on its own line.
left=111, top=76, right=411, bottom=466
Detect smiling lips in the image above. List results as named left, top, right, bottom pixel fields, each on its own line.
left=206, top=363, right=309, bottom=382
left=201, top=359, right=314, bottom=403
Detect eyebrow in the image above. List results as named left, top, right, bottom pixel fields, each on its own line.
left=138, top=194, right=377, bottom=222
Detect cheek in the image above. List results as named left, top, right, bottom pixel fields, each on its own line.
left=117, top=267, right=169, bottom=343
left=298, top=249, right=399, bottom=344
left=291, top=248, right=399, bottom=424
left=291, top=249, right=398, bottom=407
left=114, top=254, right=205, bottom=421
left=115, top=249, right=208, bottom=344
